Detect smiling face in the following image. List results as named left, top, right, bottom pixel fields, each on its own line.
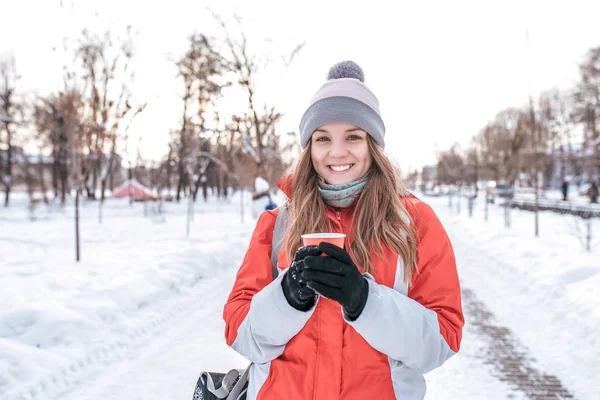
left=310, top=122, right=373, bottom=185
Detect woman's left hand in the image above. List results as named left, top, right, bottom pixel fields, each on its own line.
left=302, top=242, right=369, bottom=320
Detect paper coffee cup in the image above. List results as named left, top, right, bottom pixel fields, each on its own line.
left=301, top=233, right=346, bottom=248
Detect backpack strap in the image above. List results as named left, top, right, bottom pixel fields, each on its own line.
left=270, top=202, right=290, bottom=279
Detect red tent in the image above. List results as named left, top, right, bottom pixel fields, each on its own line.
left=112, top=179, right=157, bottom=200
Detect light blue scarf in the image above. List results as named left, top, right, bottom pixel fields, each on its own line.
left=318, top=173, right=369, bottom=208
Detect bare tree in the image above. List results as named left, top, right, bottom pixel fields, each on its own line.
left=73, top=27, right=143, bottom=200
left=174, top=72, right=193, bottom=202
left=499, top=108, right=529, bottom=183
left=0, top=54, right=21, bottom=207
left=474, top=123, right=503, bottom=182
left=214, top=13, right=301, bottom=184
left=538, top=89, right=579, bottom=183
left=475, top=108, right=529, bottom=184
left=34, top=90, right=85, bottom=204
left=436, top=144, right=465, bottom=185
left=573, top=46, right=600, bottom=179
left=173, top=33, right=228, bottom=201
left=527, top=97, right=543, bottom=236
left=33, top=100, right=57, bottom=204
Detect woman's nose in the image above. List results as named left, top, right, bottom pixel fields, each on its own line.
left=328, top=141, right=349, bottom=158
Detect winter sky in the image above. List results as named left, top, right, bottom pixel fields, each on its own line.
left=2, top=0, right=600, bottom=171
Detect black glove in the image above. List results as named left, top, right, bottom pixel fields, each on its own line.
left=281, top=245, right=322, bottom=311
left=302, top=242, right=369, bottom=321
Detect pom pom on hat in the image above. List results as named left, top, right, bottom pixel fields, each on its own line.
left=327, top=60, right=365, bottom=82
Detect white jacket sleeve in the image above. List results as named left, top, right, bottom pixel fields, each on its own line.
left=345, top=277, right=456, bottom=373
left=231, top=271, right=318, bottom=364
left=345, top=202, right=464, bottom=373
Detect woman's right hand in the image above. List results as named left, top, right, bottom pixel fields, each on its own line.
left=281, top=246, right=322, bottom=311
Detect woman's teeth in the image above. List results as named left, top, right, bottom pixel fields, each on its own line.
left=329, top=164, right=353, bottom=172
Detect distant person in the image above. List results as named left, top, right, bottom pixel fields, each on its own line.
left=223, top=61, right=464, bottom=399
left=251, top=177, right=276, bottom=218
left=561, top=178, right=569, bottom=201
left=588, top=181, right=599, bottom=204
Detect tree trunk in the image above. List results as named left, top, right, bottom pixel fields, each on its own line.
left=91, top=157, right=98, bottom=199
left=24, top=161, right=34, bottom=200
left=216, top=174, right=223, bottom=198
left=52, top=149, right=59, bottom=199
left=192, top=178, right=200, bottom=202
left=559, top=144, right=566, bottom=181
left=127, top=166, right=133, bottom=206
left=223, top=174, right=229, bottom=199
left=0, top=143, right=3, bottom=195
left=531, top=100, right=540, bottom=237
left=109, top=165, right=114, bottom=191
left=38, top=160, right=49, bottom=204
left=83, top=158, right=93, bottom=198
left=166, top=160, right=172, bottom=193
left=100, top=154, right=113, bottom=201
left=4, top=124, right=12, bottom=207
left=60, top=162, right=68, bottom=205
left=176, top=159, right=185, bottom=202
left=75, top=188, right=81, bottom=261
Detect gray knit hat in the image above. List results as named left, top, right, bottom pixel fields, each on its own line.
left=299, top=60, right=385, bottom=149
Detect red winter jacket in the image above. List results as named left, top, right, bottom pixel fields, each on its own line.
left=223, top=176, right=464, bottom=399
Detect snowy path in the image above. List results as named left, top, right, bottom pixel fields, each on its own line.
left=461, top=287, right=573, bottom=399
left=58, top=268, right=247, bottom=400
left=441, top=207, right=595, bottom=400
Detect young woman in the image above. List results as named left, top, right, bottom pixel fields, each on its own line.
left=223, top=61, right=464, bottom=400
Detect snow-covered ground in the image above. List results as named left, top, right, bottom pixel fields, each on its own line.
left=432, top=192, right=600, bottom=398
left=0, top=190, right=598, bottom=399
left=0, top=194, right=253, bottom=399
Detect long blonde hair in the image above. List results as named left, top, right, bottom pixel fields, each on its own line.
left=285, top=137, right=418, bottom=283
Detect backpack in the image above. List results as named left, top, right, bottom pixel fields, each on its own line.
left=191, top=203, right=289, bottom=400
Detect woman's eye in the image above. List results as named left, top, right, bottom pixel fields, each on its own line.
left=315, top=136, right=329, bottom=142
left=348, top=135, right=361, bottom=141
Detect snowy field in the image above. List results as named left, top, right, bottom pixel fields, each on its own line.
left=0, top=190, right=598, bottom=399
